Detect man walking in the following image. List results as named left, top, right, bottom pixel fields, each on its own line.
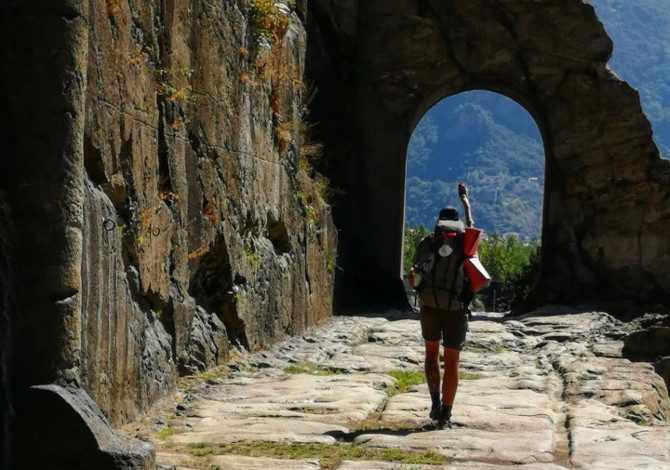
left=411, top=206, right=474, bottom=429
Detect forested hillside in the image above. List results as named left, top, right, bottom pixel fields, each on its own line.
left=405, top=93, right=544, bottom=239
left=596, top=0, right=670, bottom=156
left=405, top=0, right=670, bottom=239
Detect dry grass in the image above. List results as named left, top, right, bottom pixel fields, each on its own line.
left=128, top=51, right=145, bottom=66
left=169, top=118, right=185, bottom=130
left=156, top=67, right=193, bottom=104
left=274, top=120, right=292, bottom=155
left=106, top=0, right=120, bottom=16
left=178, top=366, right=228, bottom=391
left=183, top=441, right=447, bottom=468
left=158, top=190, right=179, bottom=204
left=187, top=246, right=209, bottom=261
left=312, top=175, right=331, bottom=203
left=203, top=201, right=220, bottom=225
left=283, top=364, right=338, bottom=376
left=239, top=70, right=253, bottom=84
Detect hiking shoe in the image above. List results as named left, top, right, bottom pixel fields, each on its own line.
left=437, top=416, right=452, bottom=430
left=429, top=402, right=441, bottom=420
left=437, top=405, right=452, bottom=430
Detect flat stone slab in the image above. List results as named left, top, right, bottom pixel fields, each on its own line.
left=336, top=460, right=570, bottom=469
left=354, top=427, right=554, bottom=465
left=208, top=455, right=320, bottom=469
left=156, top=452, right=200, bottom=469
left=168, top=373, right=390, bottom=445
left=143, top=311, right=670, bottom=469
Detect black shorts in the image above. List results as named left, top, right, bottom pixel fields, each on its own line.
left=419, top=305, right=469, bottom=350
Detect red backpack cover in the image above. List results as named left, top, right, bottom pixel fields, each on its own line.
left=463, top=227, right=492, bottom=293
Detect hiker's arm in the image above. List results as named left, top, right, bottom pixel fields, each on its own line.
left=458, top=182, right=474, bottom=228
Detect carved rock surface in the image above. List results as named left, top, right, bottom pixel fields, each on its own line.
left=146, top=309, right=670, bottom=469
left=77, top=0, right=336, bottom=426
left=24, top=385, right=154, bottom=469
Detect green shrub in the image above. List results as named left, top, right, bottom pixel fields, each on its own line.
left=479, top=233, right=534, bottom=281
left=245, top=248, right=260, bottom=271
left=478, top=233, right=540, bottom=311
left=403, top=223, right=430, bottom=272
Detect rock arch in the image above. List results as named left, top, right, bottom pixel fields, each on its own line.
left=308, top=0, right=670, bottom=310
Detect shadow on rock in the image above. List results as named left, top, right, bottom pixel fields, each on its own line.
left=622, top=313, right=670, bottom=390
left=325, top=423, right=445, bottom=442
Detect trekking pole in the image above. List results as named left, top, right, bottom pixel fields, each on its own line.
left=458, top=182, right=474, bottom=228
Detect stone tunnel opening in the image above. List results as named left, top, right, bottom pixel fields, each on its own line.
left=403, top=90, right=546, bottom=310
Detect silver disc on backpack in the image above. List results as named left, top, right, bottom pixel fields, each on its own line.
left=438, top=244, right=452, bottom=257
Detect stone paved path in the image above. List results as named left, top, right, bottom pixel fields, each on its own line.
left=143, top=309, right=670, bottom=469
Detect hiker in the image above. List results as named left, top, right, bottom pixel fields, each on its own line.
left=410, top=206, right=474, bottom=429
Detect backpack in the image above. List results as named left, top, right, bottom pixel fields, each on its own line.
left=413, top=220, right=466, bottom=311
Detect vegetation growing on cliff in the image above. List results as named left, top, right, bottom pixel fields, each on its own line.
left=246, top=0, right=332, bottom=231
left=250, top=0, right=291, bottom=44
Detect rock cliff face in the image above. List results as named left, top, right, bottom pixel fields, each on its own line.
left=307, top=0, right=670, bottom=310
left=1, top=0, right=335, bottom=467
left=80, top=0, right=335, bottom=424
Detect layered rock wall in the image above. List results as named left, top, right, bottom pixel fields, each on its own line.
left=84, top=0, right=335, bottom=423
left=88, top=0, right=335, bottom=415
left=82, top=0, right=336, bottom=425
left=1, top=0, right=335, bottom=466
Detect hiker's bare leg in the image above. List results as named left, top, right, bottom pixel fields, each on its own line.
left=424, top=341, right=441, bottom=395
left=442, top=347, right=460, bottom=406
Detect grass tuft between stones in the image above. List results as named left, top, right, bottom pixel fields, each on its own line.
left=184, top=441, right=446, bottom=468
left=156, top=425, right=175, bottom=440
left=284, top=364, right=338, bottom=375
left=178, top=366, right=228, bottom=390
left=385, top=370, right=426, bottom=397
